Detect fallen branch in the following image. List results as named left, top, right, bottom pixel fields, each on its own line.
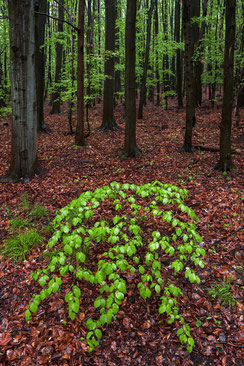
left=194, top=144, right=240, bottom=154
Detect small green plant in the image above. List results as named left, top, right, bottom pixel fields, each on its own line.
left=25, top=181, right=205, bottom=353
left=8, top=218, right=31, bottom=230
left=29, top=203, right=48, bottom=218
left=208, top=276, right=238, bottom=309
left=195, top=318, right=203, bottom=327
left=20, top=195, right=30, bottom=211
left=0, top=229, right=43, bottom=262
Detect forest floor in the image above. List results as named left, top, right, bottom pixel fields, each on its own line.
left=0, top=99, right=243, bottom=365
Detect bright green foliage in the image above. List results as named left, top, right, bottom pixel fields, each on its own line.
left=0, top=229, right=43, bottom=262
left=208, top=276, right=238, bottom=309
left=26, top=181, right=205, bottom=353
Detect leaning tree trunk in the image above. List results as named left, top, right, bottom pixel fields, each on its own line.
left=123, top=0, right=140, bottom=157
left=215, top=0, right=236, bottom=172
left=35, top=0, right=48, bottom=131
left=50, top=0, right=64, bottom=115
left=0, top=0, right=40, bottom=181
left=100, top=0, right=118, bottom=130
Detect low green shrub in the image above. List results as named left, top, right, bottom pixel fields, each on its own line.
left=8, top=218, right=31, bottom=230
left=208, top=276, right=238, bottom=309
left=29, top=203, right=48, bottom=218
left=25, top=181, right=205, bottom=353
left=1, top=229, right=43, bottom=262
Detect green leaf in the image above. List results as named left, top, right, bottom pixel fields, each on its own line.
left=25, top=309, right=31, bottom=321
left=30, top=302, right=38, bottom=314
left=64, top=244, right=72, bottom=255
left=76, top=252, right=86, bottom=263
left=95, top=329, right=102, bottom=339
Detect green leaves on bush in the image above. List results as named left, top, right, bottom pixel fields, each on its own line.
left=25, top=181, right=204, bottom=353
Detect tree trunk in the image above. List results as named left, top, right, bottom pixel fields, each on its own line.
left=175, top=0, right=183, bottom=108
left=1, top=0, right=41, bottom=182
left=138, top=0, right=154, bottom=119
left=123, top=0, right=140, bottom=157
left=154, top=0, right=160, bottom=106
left=180, top=0, right=197, bottom=152
left=215, top=0, right=236, bottom=171
left=75, top=0, right=86, bottom=146
left=35, top=0, right=48, bottom=131
left=50, top=0, right=64, bottom=115
left=100, top=0, right=118, bottom=130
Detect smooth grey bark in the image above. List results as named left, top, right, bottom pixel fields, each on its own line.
left=1, top=0, right=40, bottom=181
left=215, top=0, right=236, bottom=171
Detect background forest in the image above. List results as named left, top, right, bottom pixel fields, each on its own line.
left=0, top=0, right=243, bottom=365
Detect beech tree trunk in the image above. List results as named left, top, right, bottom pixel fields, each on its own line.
left=75, top=0, right=86, bottom=146
left=100, top=0, right=118, bottom=130
left=123, top=0, right=140, bottom=157
left=175, top=0, right=183, bottom=108
left=138, top=0, right=154, bottom=119
left=50, top=0, right=64, bottom=115
left=35, top=0, right=48, bottom=131
left=215, top=0, right=236, bottom=171
left=180, top=0, right=198, bottom=152
left=1, top=0, right=40, bottom=181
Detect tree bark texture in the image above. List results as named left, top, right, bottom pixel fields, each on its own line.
left=138, top=0, right=154, bottom=119
left=75, top=0, right=86, bottom=146
left=101, top=0, right=117, bottom=130
left=215, top=0, right=236, bottom=171
left=123, top=0, right=140, bottom=157
left=2, top=0, right=40, bottom=181
left=175, top=0, right=183, bottom=108
left=50, top=0, right=64, bottom=115
left=181, top=0, right=198, bottom=152
left=35, top=0, right=47, bottom=131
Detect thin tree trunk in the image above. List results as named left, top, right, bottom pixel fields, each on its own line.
left=215, top=0, right=236, bottom=171
left=123, top=0, right=140, bottom=157
left=50, top=0, right=64, bottom=115
left=138, top=0, right=154, bottom=119
left=35, top=0, right=48, bottom=131
left=180, top=0, right=197, bottom=152
left=175, top=0, right=183, bottom=108
left=75, top=0, right=86, bottom=146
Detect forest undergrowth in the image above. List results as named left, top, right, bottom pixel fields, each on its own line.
left=0, top=99, right=243, bottom=365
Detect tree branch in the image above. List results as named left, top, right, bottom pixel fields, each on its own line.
left=35, top=11, right=79, bottom=32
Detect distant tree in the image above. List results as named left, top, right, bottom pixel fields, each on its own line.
left=122, top=0, right=141, bottom=157
left=0, top=0, right=41, bottom=182
left=50, top=0, right=64, bottom=115
left=215, top=0, right=236, bottom=171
